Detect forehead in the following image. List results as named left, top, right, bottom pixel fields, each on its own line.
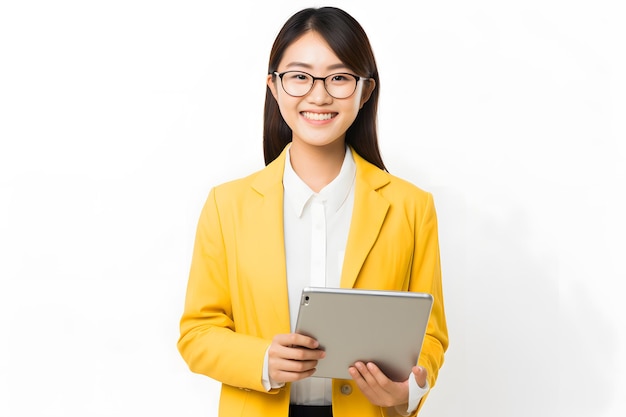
left=279, top=31, right=347, bottom=71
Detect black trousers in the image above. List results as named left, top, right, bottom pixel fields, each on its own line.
left=288, top=404, right=333, bottom=417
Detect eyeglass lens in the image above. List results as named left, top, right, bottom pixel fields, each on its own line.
left=280, top=72, right=358, bottom=99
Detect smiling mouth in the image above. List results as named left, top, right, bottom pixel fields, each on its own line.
left=301, top=111, right=337, bottom=121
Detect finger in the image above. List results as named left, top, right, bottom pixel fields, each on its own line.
left=353, top=361, right=392, bottom=391
left=270, top=357, right=319, bottom=373
left=275, top=333, right=320, bottom=350
left=271, top=366, right=318, bottom=383
left=269, top=356, right=320, bottom=383
left=363, top=362, right=395, bottom=389
left=349, top=364, right=399, bottom=408
left=412, top=365, right=428, bottom=388
left=274, top=345, right=325, bottom=361
left=352, top=362, right=381, bottom=389
left=269, top=334, right=326, bottom=361
left=268, top=334, right=326, bottom=384
left=349, top=365, right=373, bottom=394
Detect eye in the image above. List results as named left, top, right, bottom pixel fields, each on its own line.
left=286, top=72, right=311, bottom=82
left=329, top=74, right=354, bottom=84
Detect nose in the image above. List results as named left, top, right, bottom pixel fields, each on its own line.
left=307, top=78, right=332, bottom=104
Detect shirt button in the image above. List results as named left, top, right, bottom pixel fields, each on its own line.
left=340, top=384, right=352, bottom=395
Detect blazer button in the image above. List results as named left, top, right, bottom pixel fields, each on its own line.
left=340, top=384, right=352, bottom=395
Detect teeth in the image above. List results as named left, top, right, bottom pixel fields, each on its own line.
left=302, top=112, right=334, bottom=121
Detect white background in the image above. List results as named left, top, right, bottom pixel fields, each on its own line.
left=1, top=1, right=625, bottom=416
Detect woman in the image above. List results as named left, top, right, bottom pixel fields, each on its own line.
left=178, top=7, right=448, bottom=417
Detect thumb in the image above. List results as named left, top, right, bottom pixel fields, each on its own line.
left=412, top=366, right=428, bottom=389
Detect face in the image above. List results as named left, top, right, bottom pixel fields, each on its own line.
left=267, top=31, right=375, bottom=153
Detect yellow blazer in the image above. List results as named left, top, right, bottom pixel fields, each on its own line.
left=178, top=146, right=448, bottom=417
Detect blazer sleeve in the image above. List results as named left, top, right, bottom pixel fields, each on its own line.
left=412, top=192, right=449, bottom=413
left=177, top=187, right=271, bottom=392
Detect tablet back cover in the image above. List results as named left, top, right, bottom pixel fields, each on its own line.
left=295, top=287, right=433, bottom=381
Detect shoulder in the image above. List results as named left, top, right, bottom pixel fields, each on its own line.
left=353, top=150, right=433, bottom=206
left=380, top=172, right=436, bottom=218
left=386, top=171, right=431, bottom=198
left=209, top=150, right=286, bottom=205
left=212, top=169, right=261, bottom=197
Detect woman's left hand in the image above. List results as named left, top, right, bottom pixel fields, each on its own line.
left=348, top=362, right=427, bottom=408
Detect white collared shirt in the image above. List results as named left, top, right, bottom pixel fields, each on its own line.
left=283, top=146, right=356, bottom=405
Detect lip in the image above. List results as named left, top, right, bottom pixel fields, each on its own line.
left=300, top=111, right=338, bottom=123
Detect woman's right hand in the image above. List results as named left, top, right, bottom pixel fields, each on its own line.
left=268, top=333, right=326, bottom=384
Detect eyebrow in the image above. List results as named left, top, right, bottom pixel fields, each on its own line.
left=283, top=62, right=351, bottom=72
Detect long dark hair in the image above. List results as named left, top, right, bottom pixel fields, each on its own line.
left=263, top=7, right=386, bottom=171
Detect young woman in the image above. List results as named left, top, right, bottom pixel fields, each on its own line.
left=178, top=7, right=448, bottom=417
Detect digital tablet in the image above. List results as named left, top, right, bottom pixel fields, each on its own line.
left=294, top=287, right=433, bottom=381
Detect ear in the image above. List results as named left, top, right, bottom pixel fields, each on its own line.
left=267, top=73, right=279, bottom=101
left=359, top=79, right=376, bottom=109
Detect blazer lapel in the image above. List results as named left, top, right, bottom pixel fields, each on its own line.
left=340, top=149, right=390, bottom=289
left=250, top=148, right=291, bottom=333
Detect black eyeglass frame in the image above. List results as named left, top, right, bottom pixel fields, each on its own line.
left=272, top=70, right=371, bottom=99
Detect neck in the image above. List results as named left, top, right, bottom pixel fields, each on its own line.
left=289, top=141, right=346, bottom=193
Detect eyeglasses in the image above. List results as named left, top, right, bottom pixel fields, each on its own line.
left=273, top=71, right=370, bottom=99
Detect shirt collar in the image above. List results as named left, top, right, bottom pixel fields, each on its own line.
left=283, top=145, right=356, bottom=218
